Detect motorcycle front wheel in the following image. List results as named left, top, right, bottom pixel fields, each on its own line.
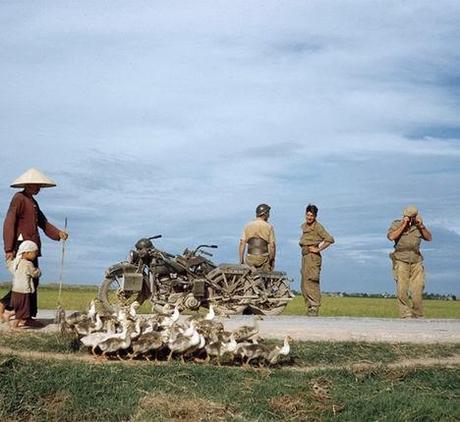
left=97, top=275, right=147, bottom=314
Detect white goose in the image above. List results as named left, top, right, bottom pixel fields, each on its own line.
left=205, top=334, right=237, bottom=365
left=80, top=322, right=118, bottom=355
left=167, top=322, right=201, bottom=362
left=97, top=319, right=134, bottom=359
left=129, top=330, right=169, bottom=360
left=74, top=313, right=103, bottom=336
left=159, top=306, right=180, bottom=328
left=267, top=336, right=292, bottom=365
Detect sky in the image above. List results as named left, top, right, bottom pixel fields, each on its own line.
left=0, top=1, right=459, bottom=295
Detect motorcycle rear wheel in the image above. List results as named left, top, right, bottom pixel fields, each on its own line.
left=247, top=272, right=292, bottom=315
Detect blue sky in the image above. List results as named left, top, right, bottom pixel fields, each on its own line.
left=1, top=1, right=459, bottom=295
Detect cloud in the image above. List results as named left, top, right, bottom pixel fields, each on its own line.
left=0, top=1, right=459, bottom=295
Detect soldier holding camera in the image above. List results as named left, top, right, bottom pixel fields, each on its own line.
left=387, top=206, right=432, bottom=318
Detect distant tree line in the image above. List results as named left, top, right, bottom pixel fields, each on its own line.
left=290, top=289, right=456, bottom=301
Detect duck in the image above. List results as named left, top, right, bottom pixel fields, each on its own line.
left=235, top=342, right=271, bottom=366
left=55, top=300, right=97, bottom=333
left=74, top=313, right=104, bottom=336
left=129, top=330, right=169, bottom=360
left=232, top=318, right=260, bottom=342
left=80, top=322, right=118, bottom=355
left=68, top=300, right=97, bottom=325
left=128, top=301, right=140, bottom=319
left=182, top=331, right=206, bottom=361
left=189, top=304, right=215, bottom=320
left=97, top=319, right=135, bottom=359
left=204, top=334, right=237, bottom=365
left=158, top=306, right=180, bottom=328
left=167, top=323, right=201, bottom=362
left=266, top=336, right=292, bottom=365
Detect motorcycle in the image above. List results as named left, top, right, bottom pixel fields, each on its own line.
left=98, top=235, right=293, bottom=315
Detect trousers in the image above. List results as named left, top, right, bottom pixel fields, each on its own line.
left=245, top=254, right=272, bottom=272
left=392, top=259, right=425, bottom=317
left=301, top=253, right=322, bottom=311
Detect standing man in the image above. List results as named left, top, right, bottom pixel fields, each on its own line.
left=239, top=204, right=276, bottom=272
left=299, top=204, right=334, bottom=316
left=1, top=168, right=68, bottom=326
left=387, top=206, right=432, bottom=318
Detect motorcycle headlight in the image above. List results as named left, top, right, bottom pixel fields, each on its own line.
left=127, top=249, right=139, bottom=264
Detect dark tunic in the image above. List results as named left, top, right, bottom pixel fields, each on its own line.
left=11, top=292, right=32, bottom=320
left=1, top=191, right=60, bottom=314
left=3, top=191, right=60, bottom=255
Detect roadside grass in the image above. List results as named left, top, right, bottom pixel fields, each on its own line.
left=0, top=332, right=458, bottom=367
left=1, top=286, right=459, bottom=318
left=0, top=351, right=458, bottom=421
left=283, top=295, right=460, bottom=319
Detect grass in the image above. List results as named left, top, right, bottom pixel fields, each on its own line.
left=0, top=342, right=458, bottom=421
left=0, top=333, right=458, bottom=421
left=284, top=296, right=460, bottom=319
left=1, top=285, right=459, bottom=318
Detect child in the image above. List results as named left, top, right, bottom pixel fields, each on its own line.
left=7, top=240, right=41, bottom=330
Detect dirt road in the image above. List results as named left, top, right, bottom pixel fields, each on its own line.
left=2, top=310, right=459, bottom=343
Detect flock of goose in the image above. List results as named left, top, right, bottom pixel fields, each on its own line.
left=56, top=301, right=292, bottom=366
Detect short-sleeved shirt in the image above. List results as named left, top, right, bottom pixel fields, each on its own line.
left=241, top=218, right=276, bottom=245
left=299, top=220, right=334, bottom=248
left=388, top=219, right=423, bottom=263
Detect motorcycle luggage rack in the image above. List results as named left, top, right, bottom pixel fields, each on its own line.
left=121, top=272, right=143, bottom=291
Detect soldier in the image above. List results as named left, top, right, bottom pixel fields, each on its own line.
left=1, top=168, right=68, bottom=325
left=299, top=204, right=334, bottom=316
left=239, top=204, right=276, bottom=272
left=387, top=206, right=432, bottom=318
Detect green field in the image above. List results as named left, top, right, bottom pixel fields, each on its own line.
left=1, top=284, right=458, bottom=318
left=0, top=333, right=458, bottom=421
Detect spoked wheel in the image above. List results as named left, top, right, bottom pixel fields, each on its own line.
left=97, top=275, right=142, bottom=314
left=247, top=272, right=293, bottom=315
left=206, top=266, right=254, bottom=314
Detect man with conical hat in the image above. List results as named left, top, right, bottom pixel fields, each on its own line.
left=1, top=168, right=68, bottom=325
left=387, top=206, right=432, bottom=318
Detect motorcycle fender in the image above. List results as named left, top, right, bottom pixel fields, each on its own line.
left=105, top=261, right=139, bottom=278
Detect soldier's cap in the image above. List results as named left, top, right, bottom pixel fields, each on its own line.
left=403, top=205, right=418, bottom=218
left=10, top=168, right=57, bottom=188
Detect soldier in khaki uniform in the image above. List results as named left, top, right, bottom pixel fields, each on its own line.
left=387, top=206, right=432, bottom=318
left=299, top=204, right=334, bottom=316
left=239, top=204, right=276, bottom=272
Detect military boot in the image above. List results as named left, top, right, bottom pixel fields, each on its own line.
left=307, top=307, right=319, bottom=317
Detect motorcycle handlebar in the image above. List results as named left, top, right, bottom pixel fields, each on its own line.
left=193, top=244, right=218, bottom=256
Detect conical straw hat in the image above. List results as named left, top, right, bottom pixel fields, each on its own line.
left=10, top=168, right=57, bottom=188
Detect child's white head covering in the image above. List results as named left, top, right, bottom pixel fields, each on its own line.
left=17, top=240, right=39, bottom=255
left=13, top=240, right=39, bottom=270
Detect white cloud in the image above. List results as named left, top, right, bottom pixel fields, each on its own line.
left=1, top=1, right=459, bottom=294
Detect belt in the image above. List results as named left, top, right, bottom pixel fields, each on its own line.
left=394, top=246, right=421, bottom=254
left=247, top=237, right=268, bottom=255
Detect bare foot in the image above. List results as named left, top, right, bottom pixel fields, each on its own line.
left=2, top=311, right=15, bottom=322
